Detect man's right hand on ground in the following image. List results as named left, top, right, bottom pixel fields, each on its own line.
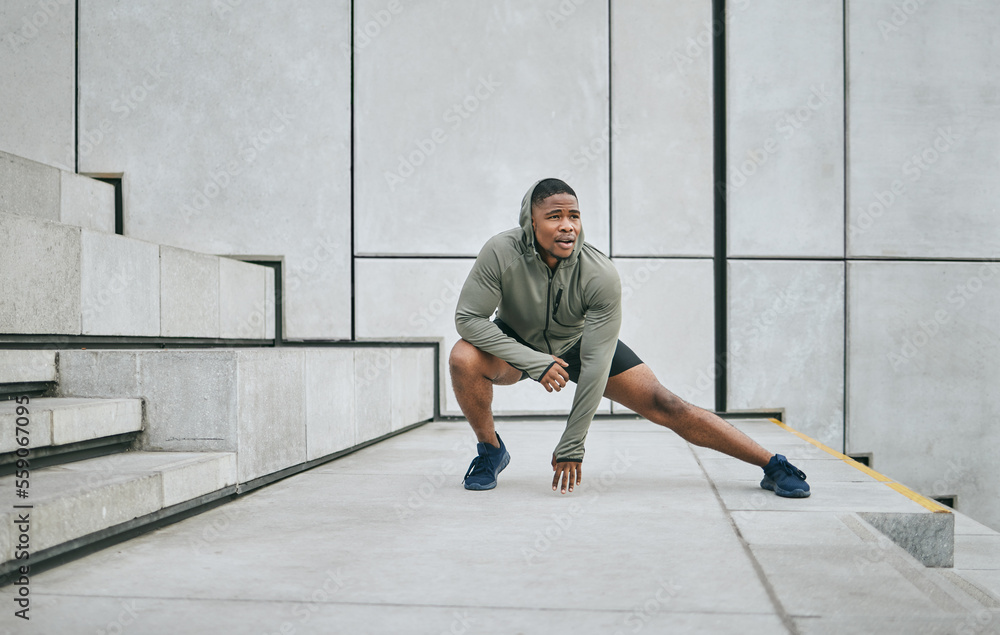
left=540, top=356, right=569, bottom=392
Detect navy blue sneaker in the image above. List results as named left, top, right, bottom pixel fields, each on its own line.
left=761, top=454, right=810, bottom=498
left=463, top=433, right=510, bottom=490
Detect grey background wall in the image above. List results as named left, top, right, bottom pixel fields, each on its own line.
left=1, top=1, right=998, bottom=528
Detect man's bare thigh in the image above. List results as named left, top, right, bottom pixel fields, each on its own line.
left=603, top=363, right=666, bottom=412
left=451, top=339, right=524, bottom=386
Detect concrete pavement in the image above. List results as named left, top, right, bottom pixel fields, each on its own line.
left=4, top=418, right=999, bottom=634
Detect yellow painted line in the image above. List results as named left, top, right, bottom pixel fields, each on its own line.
left=766, top=418, right=950, bottom=514
left=886, top=482, right=952, bottom=514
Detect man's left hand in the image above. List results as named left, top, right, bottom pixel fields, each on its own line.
left=551, top=454, right=582, bottom=494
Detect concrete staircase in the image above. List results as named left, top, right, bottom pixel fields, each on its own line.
left=0, top=150, right=436, bottom=579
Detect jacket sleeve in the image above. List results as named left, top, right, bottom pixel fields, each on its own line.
left=553, top=267, right=622, bottom=462
left=455, top=240, right=557, bottom=380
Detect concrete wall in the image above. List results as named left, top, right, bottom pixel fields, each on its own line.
left=0, top=0, right=76, bottom=170
left=76, top=1, right=352, bottom=340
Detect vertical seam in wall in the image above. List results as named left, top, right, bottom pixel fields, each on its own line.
left=607, top=0, right=613, bottom=258
left=349, top=0, right=357, bottom=342
left=74, top=0, right=80, bottom=174
left=842, top=0, right=850, bottom=453
left=712, top=0, right=728, bottom=413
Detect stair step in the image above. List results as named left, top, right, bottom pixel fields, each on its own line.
left=0, top=211, right=275, bottom=338
left=0, top=451, right=237, bottom=566
left=0, top=350, right=56, bottom=384
left=0, top=397, right=142, bottom=453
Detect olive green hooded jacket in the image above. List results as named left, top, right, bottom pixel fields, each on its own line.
left=454, top=181, right=622, bottom=462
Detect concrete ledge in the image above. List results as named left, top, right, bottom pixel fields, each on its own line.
left=60, top=171, right=115, bottom=233
left=859, top=511, right=955, bottom=568
left=57, top=346, right=436, bottom=483
left=0, top=151, right=60, bottom=223
left=81, top=230, right=161, bottom=336
left=219, top=258, right=267, bottom=339
left=0, top=213, right=82, bottom=335
left=0, top=350, right=57, bottom=383
left=160, top=246, right=221, bottom=338
left=0, top=451, right=236, bottom=564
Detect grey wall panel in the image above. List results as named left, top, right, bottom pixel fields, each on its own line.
left=354, top=258, right=611, bottom=417
left=0, top=0, right=75, bottom=170
left=77, top=1, right=352, bottom=339
left=728, top=260, right=845, bottom=447
left=848, top=261, right=1000, bottom=530
left=613, top=259, right=716, bottom=412
left=354, top=0, right=610, bottom=257
left=611, top=1, right=714, bottom=257
left=727, top=0, right=845, bottom=257
left=848, top=0, right=1000, bottom=258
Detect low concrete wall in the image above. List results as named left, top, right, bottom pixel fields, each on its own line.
left=57, top=346, right=436, bottom=483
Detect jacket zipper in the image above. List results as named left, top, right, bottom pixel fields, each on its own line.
left=542, top=271, right=554, bottom=354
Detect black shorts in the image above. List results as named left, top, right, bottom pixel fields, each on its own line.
left=493, top=317, right=644, bottom=383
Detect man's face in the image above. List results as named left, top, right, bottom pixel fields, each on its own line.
left=531, top=193, right=581, bottom=265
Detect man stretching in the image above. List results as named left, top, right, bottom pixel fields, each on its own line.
left=450, top=178, right=809, bottom=497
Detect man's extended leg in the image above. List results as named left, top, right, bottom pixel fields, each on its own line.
left=603, top=364, right=772, bottom=467
left=449, top=339, right=523, bottom=448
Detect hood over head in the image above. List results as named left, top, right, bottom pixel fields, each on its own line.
left=519, top=179, right=585, bottom=264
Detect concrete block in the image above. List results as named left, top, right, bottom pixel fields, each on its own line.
left=235, top=349, right=306, bottom=482
left=137, top=350, right=238, bottom=453
left=0, top=349, right=57, bottom=383
left=304, top=348, right=356, bottom=460
left=49, top=398, right=142, bottom=446
left=56, top=350, right=142, bottom=399
left=0, top=3, right=76, bottom=170
left=354, top=1, right=609, bottom=257
left=390, top=347, right=435, bottom=432
left=78, top=1, right=352, bottom=339
left=60, top=171, right=115, bottom=233
left=727, top=0, right=844, bottom=257
left=859, top=512, right=955, bottom=568
left=611, top=0, right=714, bottom=257
left=728, top=260, right=845, bottom=446
left=848, top=1, right=1000, bottom=258
left=848, top=261, right=1000, bottom=531
left=160, top=246, right=220, bottom=338
left=355, top=349, right=393, bottom=443
left=0, top=151, right=60, bottom=221
left=0, top=213, right=81, bottom=334
left=613, top=259, right=716, bottom=411
left=159, top=452, right=237, bottom=508
left=80, top=230, right=160, bottom=336
left=219, top=258, right=266, bottom=339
